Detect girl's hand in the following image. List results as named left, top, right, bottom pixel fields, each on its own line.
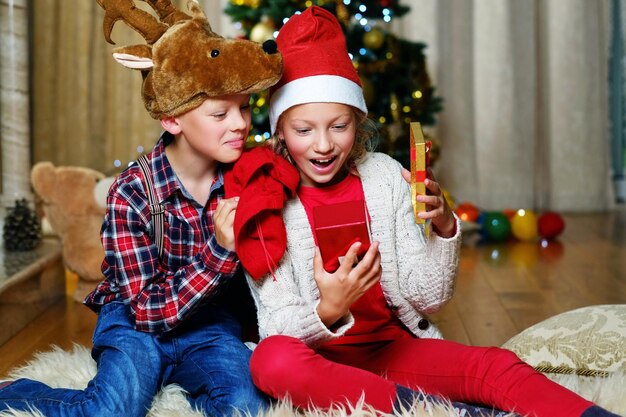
left=314, top=241, right=382, bottom=328
left=402, top=168, right=456, bottom=238
left=213, top=196, right=239, bottom=251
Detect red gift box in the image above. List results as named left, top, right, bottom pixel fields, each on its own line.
left=313, top=200, right=371, bottom=273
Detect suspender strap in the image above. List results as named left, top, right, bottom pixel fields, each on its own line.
left=137, top=155, right=165, bottom=258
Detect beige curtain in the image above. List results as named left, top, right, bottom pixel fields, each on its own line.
left=31, top=0, right=227, bottom=176
left=31, top=0, right=613, bottom=211
left=33, top=0, right=152, bottom=175
left=395, top=0, right=613, bottom=212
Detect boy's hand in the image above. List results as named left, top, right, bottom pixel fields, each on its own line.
left=314, top=241, right=382, bottom=328
left=213, top=196, right=239, bottom=251
left=402, top=168, right=456, bottom=238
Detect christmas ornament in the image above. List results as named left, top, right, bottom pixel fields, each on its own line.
left=537, top=211, right=565, bottom=240
left=363, top=27, right=385, bottom=50
left=455, top=202, right=480, bottom=223
left=482, top=212, right=511, bottom=242
left=510, top=209, right=538, bottom=241
left=230, top=0, right=261, bottom=8
left=502, top=208, right=516, bottom=221
left=250, top=18, right=275, bottom=43
left=335, top=1, right=350, bottom=25
left=2, top=198, right=42, bottom=251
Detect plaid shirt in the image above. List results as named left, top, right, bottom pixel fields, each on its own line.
left=84, top=133, right=240, bottom=334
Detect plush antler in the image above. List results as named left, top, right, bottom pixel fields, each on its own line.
left=96, top=0, right=169, bottom=45
left=97, top=0, right=283, bottom=119
left=141, top=0, right=191, bottom=26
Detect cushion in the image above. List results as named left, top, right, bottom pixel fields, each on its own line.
left=502, top=304, right=626, bottom=377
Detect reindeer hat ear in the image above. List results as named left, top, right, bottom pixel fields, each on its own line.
left=97, top=0, right=283, bottom=120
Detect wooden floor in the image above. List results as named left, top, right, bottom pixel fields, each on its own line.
left=0, top=211, right=624, bottom=377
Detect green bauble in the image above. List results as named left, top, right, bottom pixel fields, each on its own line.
left=481, top=212, right=511, bottom=242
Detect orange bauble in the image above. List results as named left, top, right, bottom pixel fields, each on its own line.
left=455, top=202, right=480, bottom=223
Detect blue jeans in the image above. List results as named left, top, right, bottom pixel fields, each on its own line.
left=0, top=301, right=268, bottom=417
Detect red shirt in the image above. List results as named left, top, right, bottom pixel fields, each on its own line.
left=297, top=173, right=411, bottom=345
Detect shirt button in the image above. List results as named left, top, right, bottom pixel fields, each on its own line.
left=418, top=318, right=429, bottom=330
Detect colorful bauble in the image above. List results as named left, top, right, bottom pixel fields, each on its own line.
left=230, top=0, right=260, bottom=8
left=482, top=212, right=511, bottom=242
left=249, top=19, right=275, bottom=43
left=363, top=27, right=385, bottom=50
left=335, top=2, right=351, bottom=25
left=455, top=202, right=480, bottom=223
left=502, top=208, right=516, bottom=221
left=510, top=209, right=538, bottom=241
left=538, top=211, right=566, bottom=239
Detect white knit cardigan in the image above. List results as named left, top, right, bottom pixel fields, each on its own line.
left=246, top=152, right=462, bottom=348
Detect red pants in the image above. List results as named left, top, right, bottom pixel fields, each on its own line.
left=250, top=335, right=593, bottom=417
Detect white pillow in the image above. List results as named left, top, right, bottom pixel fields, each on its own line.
left=502, top=304, right=626, bottom=376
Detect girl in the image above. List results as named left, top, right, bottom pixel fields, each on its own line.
left=245, top=6, right=620, bottom=417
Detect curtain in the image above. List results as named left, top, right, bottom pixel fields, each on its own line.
left=31, top=0, right=160, bottom=175
left=394, top=0, right=613, bottom=212
left=219, top=0, right=615, bottom=211
left=609, top=0, right=626, bottom=202
left=30, top=0, right=614, bottom=211
left=30, top=0, right=227, bottom=177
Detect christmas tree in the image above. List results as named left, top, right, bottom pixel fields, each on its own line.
left=225, top=0, right=443, bottom=168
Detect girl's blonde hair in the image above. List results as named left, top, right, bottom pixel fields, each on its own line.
left=267, top=106, right=377, bottom=173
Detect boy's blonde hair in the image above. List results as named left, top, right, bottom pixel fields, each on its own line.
left=267, top=106, right=377, bottom=173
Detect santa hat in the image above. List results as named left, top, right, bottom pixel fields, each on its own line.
left=269, top=6, right=367, bottom=134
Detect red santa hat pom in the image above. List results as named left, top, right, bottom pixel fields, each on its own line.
left=269, top=6, right=367, bottom=134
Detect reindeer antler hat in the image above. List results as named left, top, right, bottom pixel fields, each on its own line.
left=97, top=0, right=283, bottom=119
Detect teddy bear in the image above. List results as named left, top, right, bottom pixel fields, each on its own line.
left=30, top=162, right=114, bottom=302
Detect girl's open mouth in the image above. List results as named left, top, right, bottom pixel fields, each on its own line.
left=310, top=156, right=336, bottom=168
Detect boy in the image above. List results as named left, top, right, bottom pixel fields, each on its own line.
left=0, top=1, right=283, bottom=416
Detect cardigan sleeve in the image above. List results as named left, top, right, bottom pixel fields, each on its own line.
left=364, top=153, right=461, bottom=314
left=246, top=249, right=355, bottom=348
left=392, top=158, right=461, bottom=313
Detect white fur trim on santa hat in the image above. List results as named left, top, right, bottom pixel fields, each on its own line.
left=269, top=75, right=367, bottom=134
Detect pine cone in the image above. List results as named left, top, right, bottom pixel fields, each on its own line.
left=2, top=198, right=42, bottom=251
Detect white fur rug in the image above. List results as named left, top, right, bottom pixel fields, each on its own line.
left=1, top=344, right=624, bottom=417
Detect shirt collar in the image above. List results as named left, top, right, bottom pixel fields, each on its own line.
left=150, top=131, right=224, bottom=205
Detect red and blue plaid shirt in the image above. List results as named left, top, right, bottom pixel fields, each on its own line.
left=84, top=133, right=240, bottom=334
